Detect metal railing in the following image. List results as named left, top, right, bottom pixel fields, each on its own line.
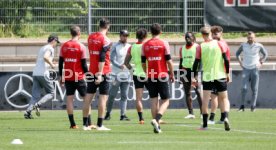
left=88, top=0, right=204, bottom=33
left=0, top=0, right=88, bottom=35
left=186, top=0, right=204, bottom=32
left=89, top=0, right=186, bottom=33
left=1, top=0, right=205, bottom=35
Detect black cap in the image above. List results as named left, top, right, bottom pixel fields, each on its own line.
left=48, top=34, right=60, bottom=43
left=120, top=30, right=129, bottom=36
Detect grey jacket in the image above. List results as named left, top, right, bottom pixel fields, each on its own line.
left=110, top=41, right=131, bottom=79
left=236, top=42, right=268, bottom=69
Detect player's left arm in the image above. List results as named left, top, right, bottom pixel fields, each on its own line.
left=218, top=41, right=230, bottom=82
left=164, top=41, right=175, bottom=83
left=192, top=45, right=202, bottom=79
left=179, top=47, right=183, bottom=70
left=167, top=59, right=174, bottom=83
left=124, top=46, right=133, bottom=70
left=58, top=46, right=64, bottom=85
left=259, top=44, right=268, bottom=64
left=44, top=49, right=55, bottom=69
left=98, top=45, right=110, bottom=73
left=97, top=40, right=112, bottom=84
left=80, top=44, right=88, bottom=74
left=141, top=44, right=147, bottom=74
left=58, top=57, right=64, bottom=77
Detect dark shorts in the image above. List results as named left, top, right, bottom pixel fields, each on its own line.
left=179, top=68, right=193, bottom=83
left=133, top=75, right=148, bottom=89
left=87, top=75, right=110, bottom=95
left=211, top=88, right=218, bottom=95
left=147, top=77, right=170, bottom=100
left=65, top=80, right=87, bottom=97
left=203, top=78, right=227, bottom=92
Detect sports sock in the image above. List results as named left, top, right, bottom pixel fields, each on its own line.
left=224, top=112, right=229, bottom=119
left=97, top=118, right=103, bottom=127
left=68, top=114, right=76, bottom=127
left=220, top=112, right=226, bottom=121
left=188, top=109, right=194, bottom=115
left=105, top=112, right=110, bottom=118
left=155, top=113, right=162, bottom=123
left=88, top=115, right=92, bottom=125
left=203, top=114, right=208, bottom=128
left=83, top=117, right=88, bottom=126
left=209, top=113, right=215, bottom=121
left=138, top=112, right=143, bottom=121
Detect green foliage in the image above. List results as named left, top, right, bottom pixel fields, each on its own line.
left=0, top=23, right=16, bottom=37
left=15, top=24, right=46, bottom=38
left=0, top=0, right=89, bottom=37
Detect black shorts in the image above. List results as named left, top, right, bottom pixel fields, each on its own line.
left=87, top=75, right=110, bottom=95
left=147, top=77, right=170, bottom=100
left=203, top=78, right=227, bottom=92
left=179, top=68, right=192, bottom=83
left=65, top=80, right=87, bottom=97
left=133, top=75, right=148, bottom=89
left=211, top=88, right=218, bottom=95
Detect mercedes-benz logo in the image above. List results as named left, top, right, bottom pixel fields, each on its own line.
left=4, top=74, right=33, bottom=108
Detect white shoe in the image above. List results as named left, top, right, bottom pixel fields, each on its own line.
left=224, top=118, right=231, bottom=131
left=151, top=119, right=162, bottom=134
left=96, top=125, right=111, bottom=131
left=184, top=114, right=196, bottom=119
left=208, top=120, right=215, bottom=125
left=83, top=126, right=91, bottom=131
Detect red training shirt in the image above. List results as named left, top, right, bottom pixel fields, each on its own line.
left=60, top=40, right=87, bottom=81
left=142, top=37, right=171, bottom=78
left=88, top=32, right=111, bottom=75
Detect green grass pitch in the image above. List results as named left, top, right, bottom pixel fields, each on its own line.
left=1, top=109, right=276, bottom=150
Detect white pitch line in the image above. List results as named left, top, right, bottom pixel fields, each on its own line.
left=118, top=141, right=212, bottom=144
left=176, top=124, right=276, bottom=136
left=98, top=123, right=276, bottom=136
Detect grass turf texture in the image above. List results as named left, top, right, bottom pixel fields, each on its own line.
left=1, top=109, right=276, bottom=150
